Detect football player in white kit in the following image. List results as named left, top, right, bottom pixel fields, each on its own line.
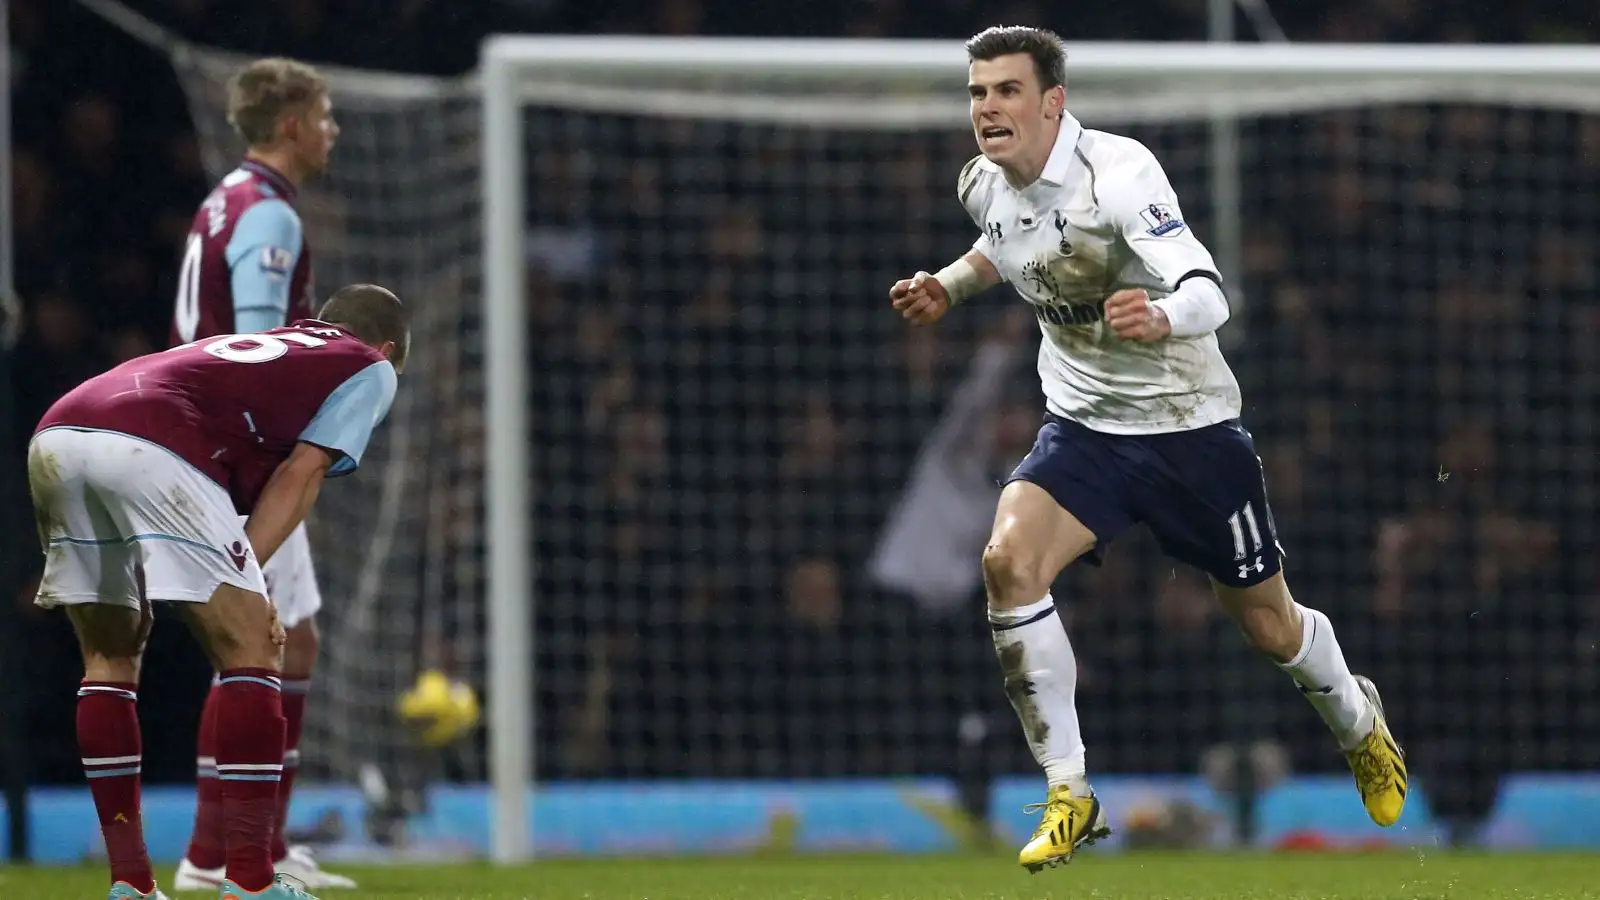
left=889, top=26, right=1407, bottom=873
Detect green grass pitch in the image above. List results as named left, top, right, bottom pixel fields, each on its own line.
left=4, top=852, right=1596, bottom=899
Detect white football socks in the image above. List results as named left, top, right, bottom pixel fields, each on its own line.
left=1279, top=603, right=1375, bottom=750
left=990, top=594, right=1089, bottom=794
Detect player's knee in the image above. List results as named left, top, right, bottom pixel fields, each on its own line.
left=982, top=541, right=1049, bottom=608
left=82, top=653, right=141, bottom=684
left=67, top=606, right=146, bottom=682
left=210, top=628, right=279, bottom=671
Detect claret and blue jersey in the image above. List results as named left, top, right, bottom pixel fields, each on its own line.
left=38, top=324, right=396, bottom=514
left=172, top=159, right=316, bottom=347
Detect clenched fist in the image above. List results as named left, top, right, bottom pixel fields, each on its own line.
left=1104, top=288, right=1171, bottom=343
left=889, top=271, right=951, bottom=326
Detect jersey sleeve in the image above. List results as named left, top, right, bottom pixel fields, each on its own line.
left=224, top=199, right=303, bottom=333
left=1103, top=143, right=1222, bottom=291
left=956, top=155, right=998, bottom=261
left=297, top=360, right=398, bottom=477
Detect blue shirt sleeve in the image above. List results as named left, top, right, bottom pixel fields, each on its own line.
left=297, top=361, right=398, bottom=477
left=225, top=199, right=303, bottom=332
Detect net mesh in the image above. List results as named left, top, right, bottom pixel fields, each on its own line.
left=171, top=43, right=1599, bottom=805
left=171, top=49, right=487, bottom=782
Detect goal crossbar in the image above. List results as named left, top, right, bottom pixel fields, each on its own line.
left=483, top=37, right=1600, bottom=80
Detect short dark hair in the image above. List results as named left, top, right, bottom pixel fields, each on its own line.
left=319, top=284, right=410, bottom=371
left=228, top=57, right=328, bottom=146
left=965, top=26, right=1067, bottom=90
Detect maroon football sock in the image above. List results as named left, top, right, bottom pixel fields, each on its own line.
left=272, top=678, right=310, bottom=862
left=213, top=669, right=287, bottom=893
left=78, top=681, right=156, bottom=894
left=185, top=679, right=227, bottom=870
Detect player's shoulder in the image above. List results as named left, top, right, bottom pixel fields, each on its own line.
left=230, top=195, right=303, bottom=250
left=1078, top=128, right=1164, bottom=178
left=957, top=154, right=1002, bottom=212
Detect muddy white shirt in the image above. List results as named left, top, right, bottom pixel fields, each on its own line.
left=958, top=112, right=1242, bottom=434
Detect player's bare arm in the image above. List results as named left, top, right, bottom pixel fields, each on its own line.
left=889, top=249, right=1002, bottom=325
left=244, top=442, right=333, bottom=566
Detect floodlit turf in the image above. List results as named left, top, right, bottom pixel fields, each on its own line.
left=3, top=852, right=1597, bottom=899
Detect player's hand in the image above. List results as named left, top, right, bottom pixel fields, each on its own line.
left=1104, top=288, right=1171, bottom=342
left=889, top=271, right=951, bottom=325
left=269, top=606, right=286, bottom=647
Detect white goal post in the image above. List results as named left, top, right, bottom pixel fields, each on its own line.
left=480, top=36, right=1600, bottom=864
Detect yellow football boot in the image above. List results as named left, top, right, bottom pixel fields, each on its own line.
left=1017, top=785, right=1112, bottom=873
left=1345, top=675, right=1407, bottom=827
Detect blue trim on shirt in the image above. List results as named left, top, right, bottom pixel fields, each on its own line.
left=225, top=199, right=303, bottom=332
left=297, top=361, right=398, bottom=476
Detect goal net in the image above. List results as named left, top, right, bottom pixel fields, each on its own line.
left=166, top=47, right=488, bottom=785
left=162, top=31, right=1599, bottom=848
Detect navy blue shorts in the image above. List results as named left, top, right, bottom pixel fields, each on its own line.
left=1006, top=414, right=1284, bottom=588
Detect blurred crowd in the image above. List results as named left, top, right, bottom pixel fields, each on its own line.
left=7, top=0, right=1600, bottom=842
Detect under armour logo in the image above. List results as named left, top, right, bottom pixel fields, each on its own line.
left=987, top=221, right=1004, bottom=242
left=1237, top=556, right=1265, bottom=579
left=114, top=812, right=128, bottom=823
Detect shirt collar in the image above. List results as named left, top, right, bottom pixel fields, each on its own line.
left=1036, top=111, right=1085, bottom=187
left=241, top=158, right=297, bottom=201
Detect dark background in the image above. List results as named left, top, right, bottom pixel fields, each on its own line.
left=5, top=0, right=1598, bottom=845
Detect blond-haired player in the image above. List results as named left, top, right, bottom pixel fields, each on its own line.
left=889, top=26, right=1407, bottom=873
left=170, top=57, right=355, bottom=891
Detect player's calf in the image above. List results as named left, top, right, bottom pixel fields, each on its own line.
left=1212, top=574, right=1376, bottom=749
left=1212, top=572, right=1306, bottom=664
left=275, top=617, right=317, bottom=867
left=179, top=584, right=288, bottom=894
left=67, top=604, right=157, bottom=896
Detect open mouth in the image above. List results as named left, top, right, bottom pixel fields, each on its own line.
left=981, top=125, right=1014, bottom=146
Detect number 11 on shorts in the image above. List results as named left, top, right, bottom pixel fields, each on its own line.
left=1228, top=502, right=1264, bottom=561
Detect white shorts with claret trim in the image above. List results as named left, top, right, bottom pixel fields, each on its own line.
left=28, top=427, right=267, bottom=609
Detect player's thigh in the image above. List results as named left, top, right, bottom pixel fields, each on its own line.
left=257, top=519, right=323, bottom=630
left=28, top=429, right=142, bottom=612
left=990, top=415, right=1136, bottom=599
left=176, top=582, right=281, bottom=672
left=1136, top=419, right=1285, bottom=590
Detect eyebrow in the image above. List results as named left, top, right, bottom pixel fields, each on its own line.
left=969, top=79, right=1024, bottom=92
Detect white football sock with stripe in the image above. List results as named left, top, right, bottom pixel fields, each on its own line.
left=1280, top=603, right=1375, bottom=750
left=990, top=594, right=1089, bottom=795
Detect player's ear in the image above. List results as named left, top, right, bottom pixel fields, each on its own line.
left=379, top=339, right=406, bottom=374
left=1045, top=85, right=1065, bottom=119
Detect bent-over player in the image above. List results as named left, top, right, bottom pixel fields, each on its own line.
left=889, top=26, right=1406, bottom=873
left=169, top=56, right=355, bottom=892
left=29, top=285, right=407, bottom=900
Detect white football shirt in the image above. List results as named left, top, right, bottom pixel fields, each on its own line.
left=959, top=112, right=1242, bottom=435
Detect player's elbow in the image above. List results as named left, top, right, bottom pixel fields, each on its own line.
left=1161, top=275, right=1230, bottom=338
left=283, top=442, right=335, bottom=486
